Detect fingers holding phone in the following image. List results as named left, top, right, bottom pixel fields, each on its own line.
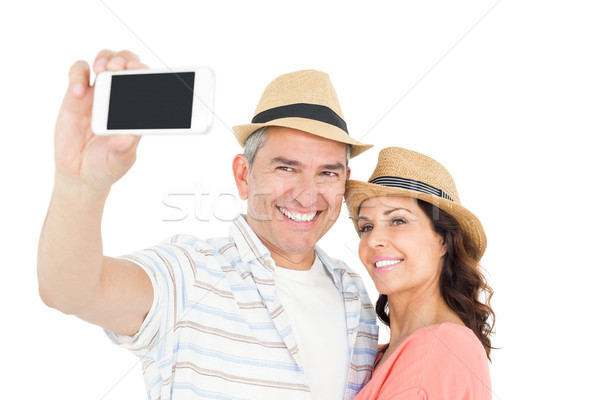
left=54, top=50, right=144, bottom=193
left=93, top=49, right=147, bottom=74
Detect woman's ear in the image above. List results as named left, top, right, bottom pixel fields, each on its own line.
left=232, top=154, right=250, bottom=200
left=439, top=235, right=448, bottom=257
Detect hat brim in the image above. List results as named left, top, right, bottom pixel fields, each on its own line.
left=345, top=180, right=487, bottom=261
left=232, top=118, right=372, bottom=158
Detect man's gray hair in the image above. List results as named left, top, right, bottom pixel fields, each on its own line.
left=243, top=127, right=270, bottom=168
left=243, top=127, right=351, bottom=169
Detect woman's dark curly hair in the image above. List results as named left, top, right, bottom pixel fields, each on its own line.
left=375, top=199, right=496, bottom=359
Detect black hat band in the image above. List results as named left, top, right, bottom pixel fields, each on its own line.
left=251, top=103, right=348, bottom=134
left=370, top=176, right=454, bottom=201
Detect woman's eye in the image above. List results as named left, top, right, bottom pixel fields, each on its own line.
left=392, top=218, right=406, bottom=226
left=358, top=225, right=373, bottom=234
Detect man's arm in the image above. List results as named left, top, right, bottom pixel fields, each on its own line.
left=37, top=50, right=153, bottom=336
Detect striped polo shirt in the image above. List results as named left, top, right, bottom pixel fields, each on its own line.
left=106, top=215, right=379, bottom=400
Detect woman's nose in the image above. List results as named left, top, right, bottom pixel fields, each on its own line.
left=368, top=224, right=388, bottom=248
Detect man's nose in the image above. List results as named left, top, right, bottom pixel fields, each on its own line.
left=294, top=175, right=320, bottom=208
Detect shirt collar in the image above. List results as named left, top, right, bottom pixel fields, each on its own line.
left=230, top=215, right=346, bottom=289
left=315, top=245, right=343, bottom=290
left=230, top=215, right=271, bottom=265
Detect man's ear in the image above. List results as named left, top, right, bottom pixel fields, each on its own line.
left=232, top=154, right=250, bottom=200
left=346, top=166, right=351, bottom=181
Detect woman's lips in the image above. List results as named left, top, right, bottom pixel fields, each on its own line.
left=372, top=257, right=404, bottom=274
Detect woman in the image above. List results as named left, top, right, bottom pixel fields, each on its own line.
left=345, top=147, right=495, bottom=400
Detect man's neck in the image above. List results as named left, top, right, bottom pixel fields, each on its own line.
left=268, top=247, right=316, bottom=271
left=243, top=214, right=317, bottom=271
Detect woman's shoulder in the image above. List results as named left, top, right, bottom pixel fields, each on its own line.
left=414, top=323, right=492, bottom=399
left=400, top=322, right=476, bottom=349
left=425, top=322, right=481, bottom=347
left=376, top=323, right=487, bottom=380
left=363, top=323, right=491, bottom=400
left=409, top=322, right=487, bottom=365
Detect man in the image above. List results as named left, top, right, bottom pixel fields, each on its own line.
left=38, top=49, right=378, bottom=400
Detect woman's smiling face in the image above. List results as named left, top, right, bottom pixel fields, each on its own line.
left=357, top=196, right=447, bottom=298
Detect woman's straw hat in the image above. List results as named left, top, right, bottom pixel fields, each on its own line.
left=345, top=147, right=487, bottom=261
left=232, top=70, right=372, bottom=158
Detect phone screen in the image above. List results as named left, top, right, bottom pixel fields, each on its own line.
left=107, top=72, right=196, bottom=130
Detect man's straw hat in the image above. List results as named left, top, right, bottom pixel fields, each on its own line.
left=232, top=70, right=372, bottom=158
left=345, top=147, right=487, bottom=261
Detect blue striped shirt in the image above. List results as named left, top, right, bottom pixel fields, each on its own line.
left=106, top=216, right=378, bottom=400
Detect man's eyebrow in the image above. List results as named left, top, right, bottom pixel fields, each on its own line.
left=270, top=158, right=345, bottom=171
left=321, top=162, right=345, bottom=171
left=271, top=157, right=302, bottom=167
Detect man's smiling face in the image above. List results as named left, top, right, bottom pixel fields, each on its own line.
left=233, top=126, right=349, bottom=269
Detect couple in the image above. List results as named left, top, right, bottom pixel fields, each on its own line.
left=38, top=50, right=494, bottom=399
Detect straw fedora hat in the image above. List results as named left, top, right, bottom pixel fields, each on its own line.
left=232, top=69, right=372, bottom=158
left=345, top=147, right=487, bottom=261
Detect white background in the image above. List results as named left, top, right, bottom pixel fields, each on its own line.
left=1, top=1, right=598, bottom=398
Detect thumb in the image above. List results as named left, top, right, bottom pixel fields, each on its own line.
left=106, top=135, right=141, bottom=176
left=108, top=135, right=140, bottom=153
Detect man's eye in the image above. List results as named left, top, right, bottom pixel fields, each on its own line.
left=277, top=166, right=294, bottom=172
left=321, top=171, right=339, bottom=177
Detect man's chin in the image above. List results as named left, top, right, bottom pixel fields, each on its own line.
left=274, top=235, right=319, bottom=255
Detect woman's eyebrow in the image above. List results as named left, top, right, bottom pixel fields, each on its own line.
left=383, top=207, right=413, bottom=216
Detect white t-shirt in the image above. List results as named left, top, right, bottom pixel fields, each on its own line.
left=273, top=256, right=350, bottom=400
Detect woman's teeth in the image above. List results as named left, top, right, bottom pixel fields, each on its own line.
left=375, top=259, right=402, bottom=268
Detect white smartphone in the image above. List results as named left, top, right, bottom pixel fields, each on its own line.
left=91, top=67, right=215, bottom=135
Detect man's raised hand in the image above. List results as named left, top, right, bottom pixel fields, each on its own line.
left=54, top=49, right=147, bottom=193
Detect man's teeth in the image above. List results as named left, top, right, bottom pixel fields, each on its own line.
left=375, top=259, right=402, bottom=268
left=278, top=207, right=317, bottom=222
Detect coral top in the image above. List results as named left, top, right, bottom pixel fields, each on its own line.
left=354, top=323, right=491, bottom=400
